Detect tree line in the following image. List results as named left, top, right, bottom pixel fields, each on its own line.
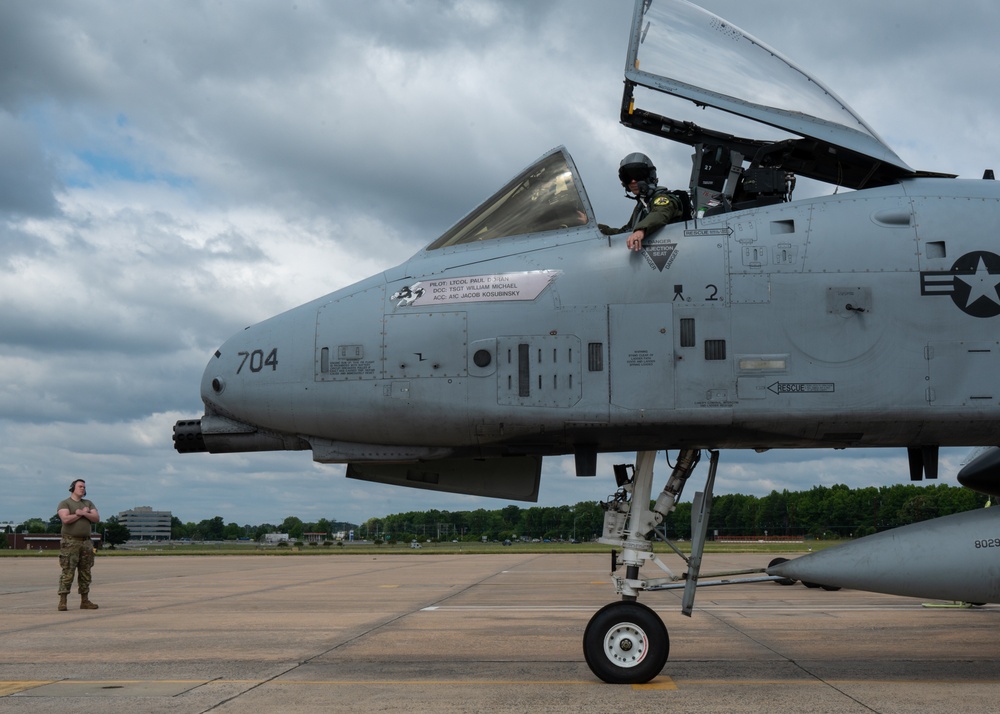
left=168, top=515, right=357, bottom=542
left=360, top=483, right=988, bottom=543
left=4, top=483, right=988, bottom=547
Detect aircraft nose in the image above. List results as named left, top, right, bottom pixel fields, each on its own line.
left=171, top=348, right=237, bottom=454
left=197, top=337, right=269, bottom=422
left=173, top=335, right=310, bottom=456
left=201, top=350, right=227, bottom=406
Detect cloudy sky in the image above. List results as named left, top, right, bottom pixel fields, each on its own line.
left=3, top=0, right=997, bottom=529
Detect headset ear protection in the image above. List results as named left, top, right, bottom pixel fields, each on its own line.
left=69, top=479, right=84, bottom=492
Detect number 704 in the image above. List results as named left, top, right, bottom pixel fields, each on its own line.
left=236, top=348, right=278, bottom=373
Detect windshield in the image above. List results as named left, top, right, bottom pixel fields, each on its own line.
left=427, top=148, right=589, bottom=250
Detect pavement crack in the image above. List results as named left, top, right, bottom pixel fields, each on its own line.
left=692, top=600, right=883, bottom=713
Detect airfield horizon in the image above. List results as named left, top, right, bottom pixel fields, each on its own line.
left=0, top=538, right=843, bottom=558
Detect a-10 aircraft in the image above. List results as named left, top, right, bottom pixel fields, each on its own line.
left=174, top=0, right=1000, bottom=684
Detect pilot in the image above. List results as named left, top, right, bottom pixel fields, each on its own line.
left=598, top=152, right=683, bottom=251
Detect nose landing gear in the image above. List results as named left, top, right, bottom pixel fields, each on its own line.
left=584, top=449, right=704, bottom=683
left=584, top=449, right=780, bottom=684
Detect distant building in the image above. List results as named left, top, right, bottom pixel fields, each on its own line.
left=118, top=506, right=172, bottom=540
left=261, top=533, right=290, bottom=545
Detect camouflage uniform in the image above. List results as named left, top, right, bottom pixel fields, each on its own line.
left=57, top=497, right=96, bottom=596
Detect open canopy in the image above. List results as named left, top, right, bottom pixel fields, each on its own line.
left=621, top=0, right=933, bottom=189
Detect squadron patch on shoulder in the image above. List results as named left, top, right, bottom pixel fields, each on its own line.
left=652, top=196, right=673, bottom=206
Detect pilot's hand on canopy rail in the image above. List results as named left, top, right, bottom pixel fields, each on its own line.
left=626, top=228, right=646, bottom=251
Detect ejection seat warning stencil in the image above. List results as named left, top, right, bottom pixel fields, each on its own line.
left=642, top=239, right=678, bottom=272
left=391, top=270, right=558, bottom=308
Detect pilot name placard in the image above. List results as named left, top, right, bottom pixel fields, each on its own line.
left=392, top=270, right=558, bottom=307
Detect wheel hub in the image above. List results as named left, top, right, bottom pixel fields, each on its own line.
left=604, top=622, right=648, bottom=667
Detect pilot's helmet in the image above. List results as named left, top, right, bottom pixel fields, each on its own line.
left=618, top=152, right=658, bottom=187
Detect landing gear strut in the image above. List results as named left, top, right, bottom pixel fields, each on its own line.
left=583, top=449, right=709, bottom=683
left=584, top=449, right=777, bottom=683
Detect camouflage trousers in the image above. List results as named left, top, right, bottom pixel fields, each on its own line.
left=58, top=537, right=95, bottom=595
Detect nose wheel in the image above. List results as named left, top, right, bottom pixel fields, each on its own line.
left=583, top=601, right=669, bottom=684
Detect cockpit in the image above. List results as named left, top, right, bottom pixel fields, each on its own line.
left=425, top=0, right=952, bottom=252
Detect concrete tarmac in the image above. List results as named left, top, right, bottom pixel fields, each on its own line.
left=1, top=551, right=998, bottom=713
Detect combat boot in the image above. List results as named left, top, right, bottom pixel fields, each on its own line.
left=80, top=595, right=99, bottom=610
left=58, top=594, right=67, bottom=611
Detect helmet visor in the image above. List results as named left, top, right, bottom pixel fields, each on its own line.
left=618, top=163, right=650, bottom=185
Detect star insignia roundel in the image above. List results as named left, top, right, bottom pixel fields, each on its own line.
left=920, top=250, right=1000, bottom=318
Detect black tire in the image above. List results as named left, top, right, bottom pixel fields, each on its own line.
left=583, top=601, right=669, bottom=684
left=802, top=581, right=822, bottom=588
left=768, top=557, right=796, bottom=586
left=820, top=585, right=842, bottom=591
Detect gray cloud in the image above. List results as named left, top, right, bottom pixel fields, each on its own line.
left=1, top=0, right=995, bottom=526
left=0, top=113, right=61, bottom=216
